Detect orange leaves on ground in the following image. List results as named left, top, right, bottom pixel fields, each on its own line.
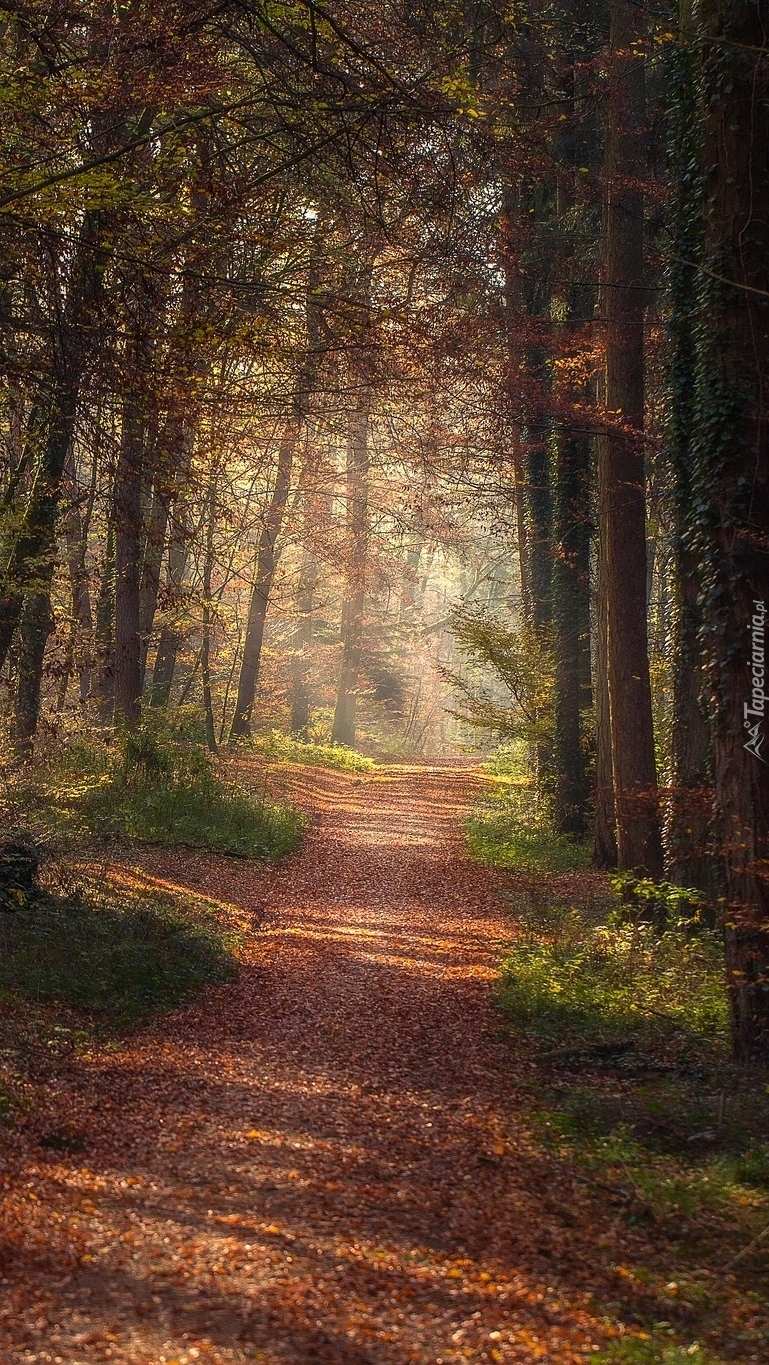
left=0, top=760, right=696, bottom=1363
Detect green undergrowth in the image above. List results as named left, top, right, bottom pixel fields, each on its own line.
left=0, top=872, right=238, bottom=1034
left=466, top=757, right=769, bottom=1359
left=468, top=759, right=591, bottom=874
left=593, top=1341, right=721, bottom=1364
left=249, top=730, right=376, bottom=773
left=16, top=724, right=303, bottom=858
left=498, top=893, right=727, bottom=1057
left=502, top=886, right=769, bottom=1359
left=0, top=869, right=241, bottom=1130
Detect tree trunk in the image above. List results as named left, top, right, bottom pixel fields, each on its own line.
left=0, top=210, right=106, bottom=672
left=332, top=390, right=372, bottom=748
left=593, top=538, right=618, bottom=866
left=93, top=510, right=115, bottom=714
left=552, top=53, right=593, bottom=840
left=12, top=591, right=55, bottom=757
left=149, top=507, right=190, bottom=708
left=664, top=11, right=715, bottom=900
left=501, top=183, right=533, bottom=627
left=525, top=417, right=553, bottom=632
left=112, top=388, right=145, bottom=727
left=553, top=433, right=591, bottom=835
left=229, top=226, right=325, bottom=739
left=138, top=478, right=169, bottom=688
left=599, top=0, right=663, bottom=877
left=201, top=474, right=218, bottom=753
left=290, top=549, right=319, bottom=736
left=692, top=0, right=769, bottom=1059
left=58, top=438, right=98, bottom=709
left=229, top=421, right=299, bottom=738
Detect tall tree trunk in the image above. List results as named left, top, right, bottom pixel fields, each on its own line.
left=58, top=437, right=98, bottom=709
left=692, top=0, right=769, bottom=1059
left=94, top=514, right=115, bottom=716
left=229, top=227, right=325, bottom=739
left=139, top=299, right=212, bottom=692
left=599, top=0, right=663, bottom=877
left=12, top=591, right=55, bottom=757
left=332, top=389, right=372, bottom=748
left=501, top=183, right=533, bottom=626
left=289, top=549, right=319, bottom=736
left=138, top=478, right=169, bottom=688
left=229, top=422, right=299, bottom=738
left=149, top=506, right=190, bottom=707
left=112, top=388, right=145, bottom=727
left=201, top=473, right=218, bottom=753
left=525, top=431, right=552, bottom=631
left=0, top=211, right=106, bottom=671
left=552, top=51, right=593, bottom=839
left=664, top=6, right=715, bottom=899
left=593, top=538, right=618, bottom=866
left=553, top=433, right=591, bottom=835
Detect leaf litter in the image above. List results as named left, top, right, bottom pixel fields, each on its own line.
left=0, top=760, right=709, bottom=1362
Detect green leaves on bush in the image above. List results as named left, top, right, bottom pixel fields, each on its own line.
left=38, top=722, right=304, bottom=859
left=498, top=899, right=727, bottom=1055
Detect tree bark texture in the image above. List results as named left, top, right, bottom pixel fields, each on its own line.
left=230, top=228, right=325, bottom=739
left=553, top=433, right=591, bottom=835
left=12, top=592, right=55, bottom=756
left=112, top=386, right=146, bottom=727
left=149, top=507, right=190, bottom=708
left=0, top=211, right=106, bottom=672
left=664, top=19, right=716, bottom=901
left=331, top=389, right=372, bottom=748
left=229, top=421, right=300, bottom=738
left=692, top=0, right=769, bottom=1059
left=201, top=474, right=218, bottom=753
left=593, top=536, right=618, bottom=867
left=290, top=549, right=319, bottom=736
left=599, top=0, right=663, bottom=876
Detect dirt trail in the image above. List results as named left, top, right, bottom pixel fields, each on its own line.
left=0, top=762, right=604, bottom=1364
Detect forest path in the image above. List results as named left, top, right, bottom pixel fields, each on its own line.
left=1, top=761, right=604, bottom=1364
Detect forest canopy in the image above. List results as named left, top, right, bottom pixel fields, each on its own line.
left=0, top=0, right=767, bottom=1059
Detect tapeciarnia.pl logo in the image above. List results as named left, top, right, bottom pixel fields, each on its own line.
left=744, top=599, right=767, bottom=763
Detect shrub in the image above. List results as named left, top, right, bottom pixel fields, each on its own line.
left=33, top=722, right=303, bottom=859
left=250, top=730, right=376, bottom=773
left=467, top=777, right=590, bottom=874
left=498, top=900, right=727, bottom=1054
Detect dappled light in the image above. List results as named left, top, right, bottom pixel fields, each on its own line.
left=0, top=0, right=767, bottom=1359
left=1, top=761, right=623, bottom=1364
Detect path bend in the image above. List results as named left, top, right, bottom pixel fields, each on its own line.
left=0, top=762, right=602, bottom=1364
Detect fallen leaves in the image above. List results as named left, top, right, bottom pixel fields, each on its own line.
left=0, top=759, right=725, bottom=1364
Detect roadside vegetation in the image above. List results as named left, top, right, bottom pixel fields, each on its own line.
left=7, top=719, right=304, bottom=859
left=0, top=856, right=245, bottom=1133
left=469, top=751, right=769, bottom=1365
left=249, top=729, right=376, bottom=773
left=0, top=720, right=301, bottom=1124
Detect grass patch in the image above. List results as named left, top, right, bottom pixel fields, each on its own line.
left=498, top=898, right=727, bottom=1057
left=495, top=891, right=768, bottom=1361
left=249, top=730, right=376, bottom=773
left=467, top=763, right=769, bottom=1360
left=0, top=875, right=237, bottom=1033
left=467, top=775, right=590, bottom=874
left=0, top=867, right=243, bottom=1131
left=593, top=1341, right=722, bottom=1364
left=18, top=725, right=304, bottom=859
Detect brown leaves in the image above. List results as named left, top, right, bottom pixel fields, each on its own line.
left=0, top=760, right=638, bottom=1362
